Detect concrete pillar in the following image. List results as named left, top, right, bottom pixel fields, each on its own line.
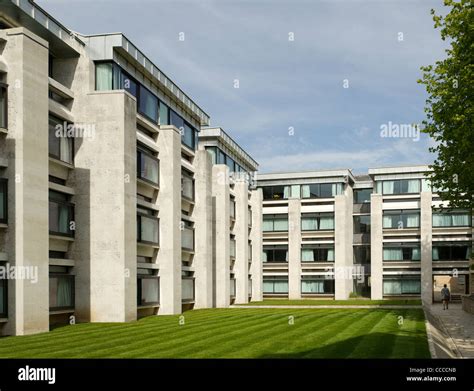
left=193, top=150, right=213, bottom=308
left=371, top=194, right=383, bottom=299
left=212, top=165, right=230, bottom=307
left=234, top=180, right=249, bottom=304
left=334, top=189, right=353, bottom=300
left=420, top=192, right=433, bottom=305
left=156, top=126, right=182, bottom=314
left=3, top=28, right=50, bottom=335
left=288, top=198, right=301, bottom=299
left=250, top=188, right=263, bottom=302
left=73, top=90, right=137, bottom=322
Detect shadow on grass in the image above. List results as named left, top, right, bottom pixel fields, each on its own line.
left=257, top=332, right=430, bottom=359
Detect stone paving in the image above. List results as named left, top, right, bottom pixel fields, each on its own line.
left=426, top=303, right=474, bottom=358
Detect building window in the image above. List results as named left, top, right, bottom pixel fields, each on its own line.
left=382, top=179, right=421, bottom=195
left=182, top=278, right=195, bottom=302
left=137, top=148, right=159, bottom=185
left=181, top=169, right=194, bottom=201
left=137, top=276, right=159, bottom=306
left=230, top=237, right=236, bottom=258
left=433, top=242, right=471, bottom=261
left=0, top=82, right=7, bottom=129
left=263, top=214, right=288, bottom=232
left=383, top=210, right=420, bottom=229
left=301, top=278, right=334, bottom=294
left=262, top=186, right=288, bottom=200
left=432, top=210, right=470, bottom=227
left=49, top=190, right=74, bottom=237
left=95, top=62, right=113, bottom=90
left=0, top=269, right=6, bottom=317
left=48, top=115, right=74, bottom=164
left=353, top=245, right=371, bottom=264
left=301, top=245, right=334, bottom=262
left=183, top=123, right=196, bottom=150
left=263, top=277, right=288, bottom=294
left=353, top=215, right=371, bottom=233
left=263, top=245, right=288, bottom=263
left=229, top=198, right=236, bottom=220
left=137, top=209, right=159, bottom=244
left=159, top=101, right=169, bottom=125
left=383, top=278, right=421, bottom=295
left=301, top=213, right=334, bottom=231
left=383, top=243, right=420, bottom=261
left=301, top=183, right=343, bottom=198
left=138, top=85, right=158, bottom=123
left=354, top=189, right=372, bottom=203
left=181, top=220, right=194, bottom=251
left=248, top=207, right=252, bottom=226
left=49, top=274, right=74, bottom=310
left=0, top=179, right=7, bottom=224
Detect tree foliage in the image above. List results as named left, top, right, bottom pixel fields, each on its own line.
left=418, top=0, right=473, bottom=210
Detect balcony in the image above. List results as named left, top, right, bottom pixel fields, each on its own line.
left=49, top=275, right=74, bottom=312
left=181, top=227, right=195, bottom=252
left=182, top=278, right=195, bottom=302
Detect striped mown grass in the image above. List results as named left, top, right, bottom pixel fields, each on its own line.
left=240, top=299, right=422, bottom=306
left=0, top=308, right=430, bottom=358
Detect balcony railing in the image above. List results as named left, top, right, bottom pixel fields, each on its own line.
left=230, top=278, right=236, bottom=298
left=181, top=227, right=195, bottom=251
left=49, top=275, right=75, bottom=311
left=182, top=278, right=195, bottom=302
left=230, top=239, right=236, bottom=258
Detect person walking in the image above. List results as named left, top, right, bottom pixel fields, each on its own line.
left=441, top=284, right=450, bottom=310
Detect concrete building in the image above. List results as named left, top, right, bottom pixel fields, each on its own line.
left=258, top=166, right=472, bottom=303
left=0, top=0, right=262, bottom=336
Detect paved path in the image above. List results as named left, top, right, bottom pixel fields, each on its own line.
left=231, top=305, right=422, bottom=309
left=426, top=303, right=474, bottom=358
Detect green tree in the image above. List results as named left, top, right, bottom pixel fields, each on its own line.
left=418, top=0, right=473, bottom=210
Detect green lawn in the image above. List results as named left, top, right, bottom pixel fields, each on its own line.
left=241, top=299, right=422, bottom=306
left=0, top=308, right=430, bottom=358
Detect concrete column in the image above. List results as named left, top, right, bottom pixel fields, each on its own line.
left=288, top=198, right=301, bottom=299
left=3, top=28, right=50, bottom=335
left=371, top=194, right=383, bottom=299
left=420, top=191, right=433, bottom=305
left=334, top=189, right=353, bottom=299
left=156, top=126, right=182, bottom=314
left=193, top=150, right=213, bottom=308
left=250, top=188, right=263, bottom=302
left=73, top=90, right=137, bottom=322
left=234, top=180, right=249, bottom=304
left=212, top=165, right=230, bottom=307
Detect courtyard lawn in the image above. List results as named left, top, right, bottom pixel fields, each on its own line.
left=240, top=299, right=422, bottom=306
left=0, top=308, right=430, bottom=358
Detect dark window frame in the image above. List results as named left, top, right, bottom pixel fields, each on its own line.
left=137, top=148, right=160, bottom=186
left=0, top=179, right=7, bottom=224
left=353, top=214, right=371, bottom=234
left=137, top=212, right=160, bottom=245
left=49, top=273, right=75, bottom=311
left=0, top=82, right=7, bottom=130
left=354, top=188, right=372, bottom=204
left=382, top=179, right=421, bottom=195
left=137, top=275, right=160, bottom=307
left=181, top=169, right=195, bottom=201
left=48, top=114, right=75, bottom=165
left=49, top=192, right=75, bottom=237
left=0, top=271, right=7, bottom=318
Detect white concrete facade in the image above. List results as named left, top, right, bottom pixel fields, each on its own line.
left=0, top=1, right=262, bottom=336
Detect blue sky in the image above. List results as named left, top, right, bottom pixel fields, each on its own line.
left=38, top=0, right=448, bottom=174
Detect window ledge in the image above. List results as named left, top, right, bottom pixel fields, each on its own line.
left=0, top=128, right=7, bottom=134
left=0, top=223, right=8, bottom=229
left=49, top=156, right=74, bottom=170
left=49, top=309, right=74, bottom=315
left=137, top=177, right=159, bottom=190
left=49, top=234, right=75, bottom=242
left=138, top=304, right=160, bottom=309
left=137, top=241, right=160, bottom=249
left=0, top=318, right=7, bottom=323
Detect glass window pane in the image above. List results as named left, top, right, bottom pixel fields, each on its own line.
left=159, top=101, right=169, bottom=125
left=140, top=215, right=159, bottom=243
left=170, top=110, right=184, bottom=131
left=138, top=85, right=158, bottom=122
left=95, top=63, right=113, bottom=90
left=140, top=278, right=159, bottom=304
left=183, top=123, right=195, bottom=149
left=0, top=85, right=6, bottom=128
